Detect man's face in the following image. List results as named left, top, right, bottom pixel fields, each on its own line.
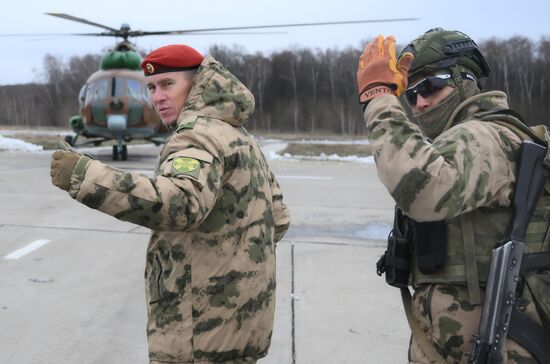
left=410, top=85, right=454, bottom=113
left=146, top=71, right=194, bottom=125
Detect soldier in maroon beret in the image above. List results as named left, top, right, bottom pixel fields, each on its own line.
left=141, top=44, right=205, bottom=127
left=50, top=42, right=290, bottom=364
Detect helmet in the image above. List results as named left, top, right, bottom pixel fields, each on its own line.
left=400, top=28, right=491, bottom=81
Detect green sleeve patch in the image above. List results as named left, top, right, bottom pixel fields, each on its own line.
left=172, top=157, right=200, bottom=178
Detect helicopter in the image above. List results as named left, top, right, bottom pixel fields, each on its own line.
left=46, top=13, right=419, bottom=160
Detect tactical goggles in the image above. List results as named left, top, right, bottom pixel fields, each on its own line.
left=405, top=73, right=476, bottom=105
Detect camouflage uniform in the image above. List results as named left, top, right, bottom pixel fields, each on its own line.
left=364, top=91, right=544, bottom=363
left=66, top=56, right=290, bottom=363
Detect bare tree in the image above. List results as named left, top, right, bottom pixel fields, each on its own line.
left=3, top=37, right=550, bottom=133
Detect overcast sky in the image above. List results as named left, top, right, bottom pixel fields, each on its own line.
left=1, top=0, right=549, bottom=85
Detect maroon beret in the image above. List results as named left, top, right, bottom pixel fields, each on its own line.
left=141, top=44, right=204, bottom=76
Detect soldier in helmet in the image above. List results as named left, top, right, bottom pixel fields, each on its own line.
left=357, top=29, right=549, bottom=363
left=50, top=44, right=290, bottom=364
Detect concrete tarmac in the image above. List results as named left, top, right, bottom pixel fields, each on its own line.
left=0, top=142, right=410, bottom=364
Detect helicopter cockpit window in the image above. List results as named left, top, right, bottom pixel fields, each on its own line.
left=113, top=77, right=143, bottom=101
left=85, top=79, right=110, bottom=103
left=78, top=85, right=87, bottom=107
left=127, top=79, right=143, bottom=100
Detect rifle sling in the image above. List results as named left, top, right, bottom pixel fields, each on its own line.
left=460, top=214, right=482, bottom=305
left=520, top=252, right=550, bottom=275
left=509, top=308, right=550, bottom=364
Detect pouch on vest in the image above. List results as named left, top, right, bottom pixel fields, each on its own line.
left=377, top=207, right=412, bottom=288
left=413, top=220, right=447, bottom=274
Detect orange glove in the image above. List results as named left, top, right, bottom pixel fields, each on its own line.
left=357, top=35, right=415, bottom=104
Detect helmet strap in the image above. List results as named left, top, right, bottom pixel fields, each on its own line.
left=450, top=65, right=466, bottom=101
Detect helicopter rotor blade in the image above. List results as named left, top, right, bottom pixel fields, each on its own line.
left=137, top=31, right=288, bottom=35
left=0, top=31, right=287, bottom=39
left=3, top=15, right=419, bottom=40
left=0, top=33, right=74, bottom=37
left=74, top=31, right=288, bottom=36
left=45, top=12, right=119, bottom=33
left=135, top=18, right=419, bottom=37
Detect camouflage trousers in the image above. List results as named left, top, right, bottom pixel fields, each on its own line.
left=408, top=284, right=541, bottom=364
left=150, top=360, right=256, bottom=364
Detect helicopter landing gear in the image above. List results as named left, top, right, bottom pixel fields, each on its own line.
left=112, top=145, right=119, bottom=161
left=121, top=145, right=128, bottom=161
left=112, top=140, right=128, bottom=161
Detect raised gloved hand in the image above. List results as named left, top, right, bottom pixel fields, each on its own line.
left=357, top=35, right=415, bottom=104
left=50, top=150, right=80, bottom=191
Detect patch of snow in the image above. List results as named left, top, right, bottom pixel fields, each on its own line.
left=289, top=138, right=370, bottom=145
left=255, top=136, right=369, bottom=145
left=0, top=129, right=71, bottom=136
left=0, top=135, right=43, bottom=152
left=271, top=152, right=374, bottom=164
left=259, top=139, right=373, bottom=163
left=261, top=142, right=289, bottom=161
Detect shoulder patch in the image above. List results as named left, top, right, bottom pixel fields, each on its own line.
left=172, top=157, right=200, bottom=178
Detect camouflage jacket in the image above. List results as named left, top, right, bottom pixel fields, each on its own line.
left=366, top=92, right=550, bottom=362
left=364, top=91, right=521, bottom=222
left=67, top=56, right=290, bottom=363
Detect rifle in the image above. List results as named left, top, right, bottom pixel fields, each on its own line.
left=469, top=140, right=548, bottom=364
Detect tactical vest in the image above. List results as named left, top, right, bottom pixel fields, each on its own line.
left=409, top=109, right=550, bottom=320
left=375, top=109, right=550, bottom=362
left=411, top=199, right=550, bottom=303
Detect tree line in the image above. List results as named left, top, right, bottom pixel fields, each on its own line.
left=1, top=36, right=549, bottom=133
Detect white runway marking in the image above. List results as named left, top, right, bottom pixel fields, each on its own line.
left=4, top=239, right=51, bottom=260
left=278, top=175, right=333, bottom=180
